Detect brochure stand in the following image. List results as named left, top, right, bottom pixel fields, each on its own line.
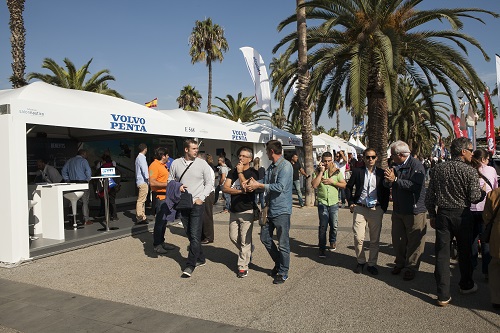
left=91, top=175, right=120, bottom=232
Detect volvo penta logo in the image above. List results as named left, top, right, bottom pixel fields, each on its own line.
left=110, top=114, right=147, bottom=132
left=232, top=130, right=247, bottom=141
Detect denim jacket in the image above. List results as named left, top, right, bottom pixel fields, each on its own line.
left=265, top=156, right=293, bottom=217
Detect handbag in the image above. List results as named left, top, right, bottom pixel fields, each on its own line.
left=259, top=205, right=268, bottom=226
left=173, top=161, right=195, bottom=210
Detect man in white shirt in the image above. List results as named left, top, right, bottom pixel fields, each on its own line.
left=35, top=159, right=63, bottom=183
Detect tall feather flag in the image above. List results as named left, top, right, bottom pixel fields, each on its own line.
left=485, top=88, right=495, bottom=153
left=239, top=47, right=271, bottom=114
left=496, top=54, right=500, bottom=110
left=145, top=98, right=158, bottom=108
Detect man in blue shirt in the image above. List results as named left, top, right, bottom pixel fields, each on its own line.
left=248, top=140, right=293, bottom=284
left=62, top=149, right=92, bottom=225
left=135, top=143, right=149, bottom=224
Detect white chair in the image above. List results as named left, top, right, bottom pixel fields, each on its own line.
left=63, top=191, right=84, bottom=230
left=28, top=199, right=39, bottom=240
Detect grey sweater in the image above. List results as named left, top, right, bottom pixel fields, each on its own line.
left=168, top=157, right=212, bottom=203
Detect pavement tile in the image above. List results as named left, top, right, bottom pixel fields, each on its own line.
left=0, top=301, right=58, bottom=332
left=34, top=313, right=115, bottom=333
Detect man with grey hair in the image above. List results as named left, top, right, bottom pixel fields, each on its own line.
left=425, top=137, right=485, bottom=306
left=384, top=141, right=427, bottom=281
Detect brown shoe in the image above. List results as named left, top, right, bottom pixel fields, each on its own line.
left=84, top=221, right=93, bottom=225
left=391, top=267, right=403, bottom=275
left=403, top=270, right=416, bottom=281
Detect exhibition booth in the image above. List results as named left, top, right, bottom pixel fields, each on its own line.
left=0, top=82, right=302, bottom=265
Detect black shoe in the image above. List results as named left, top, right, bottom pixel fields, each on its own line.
left=367, top=265, right=379, bottom=275
left=273, top=274, right=288, bottom=284
left=201, top=239, right=213, bottom=244
left=195, top=260, right=206, bottom=267
left=354, top=263, right=365, bottom=274
left=318, top=250, right=326, bottom=258
left=181, top=266, right=194, bottom=278
left=135, top=219, right=148, bottom=225
left=270, top=267, right=279, bottom=277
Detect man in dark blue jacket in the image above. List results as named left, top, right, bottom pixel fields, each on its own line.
left=384, top=141, right=427, bottom=281
left=346, top=148, right=390, bottom=275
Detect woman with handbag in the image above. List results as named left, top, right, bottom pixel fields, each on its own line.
left=482, top=188, right=500, bottom=310
left=470, top=149, right=498, bottom=280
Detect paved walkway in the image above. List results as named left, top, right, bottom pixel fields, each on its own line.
left=0, top=203, right=499, bottom=332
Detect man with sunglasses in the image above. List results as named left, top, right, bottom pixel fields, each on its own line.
left=425, top=137, right=485, bottom=306
left=346, top=148, right=390, bottom=275
left=384, top=141, right=427, bottom=281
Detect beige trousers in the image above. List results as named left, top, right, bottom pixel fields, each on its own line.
left=229, top=210, right=254, bottom=270
left=352, top=205, right=384, bottom=266
left=136, top=183, right=149, bottom=221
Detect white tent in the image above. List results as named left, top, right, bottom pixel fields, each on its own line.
left=157, top=109, right=260, bottom=143
left=0, top=82, right=262, bottom=264
left=243, top=122, right=303, bottom=146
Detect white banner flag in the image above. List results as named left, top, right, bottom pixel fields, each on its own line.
left=496, top=54, right=500, bottom=108
left=239, top=47, right=271, bottom=114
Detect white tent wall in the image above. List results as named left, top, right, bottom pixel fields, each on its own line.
left=0, top=114, right=30, bottom=264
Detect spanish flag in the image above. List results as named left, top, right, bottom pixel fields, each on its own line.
left=145, top=98, right=158, bottom=108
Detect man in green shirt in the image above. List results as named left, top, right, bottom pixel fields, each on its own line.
left=312, top=152, right=346, bottom=258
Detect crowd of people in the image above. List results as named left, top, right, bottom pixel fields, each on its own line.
left=127, top=137, right=499, bottom=310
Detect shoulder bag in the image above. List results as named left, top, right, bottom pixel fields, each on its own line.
left=174, top=161, right=195, bottom=210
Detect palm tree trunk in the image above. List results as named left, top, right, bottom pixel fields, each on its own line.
left=207, top=61, right=213, bottom=112
left=366, top=68, right=389, bottom=169
left=336, top=108, right=340, bottom=134
left=7, top=0, right=27, bottom=88
left=296, top=0, right=314, bottom=207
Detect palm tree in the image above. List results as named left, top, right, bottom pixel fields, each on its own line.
left=189, top=18, right=228, bottom=113
left=176, top=85, right=202, bottom=111
left=7, top=0, right=27, bottom=88
left=334, top=96, right=344, bottom=134
left=270, top=54, right=294, bottom=122
left=270, top=107, right=288, bottom=129
left=339, top=130, right=350, bottom=141
left=27, top=58, right=123, bottom=98
left=326, top=127, right=337, bottom=137
left=296, top=0, right=315, bottom=206
left=274, top=0, right=498, bottom=168
left=313, top=125, right=325, bottom=135
left=211, top=93, right=266, bottom=122
left=389, top=79, right=453, bottom=154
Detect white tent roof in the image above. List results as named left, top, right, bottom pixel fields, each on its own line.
left=157, top=109, right=260, bottom=143
left=243, top=122, right=303, bottom=146
left=0, top=82, right=257, bottom=142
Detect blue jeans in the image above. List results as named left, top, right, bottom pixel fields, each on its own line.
left=153, top=201, right=168, bottom=246
left=293, top=180, right=304, bottom=206
left=255, top=192, right=265, bottom=209
left=471, top=211, right=491, bottom=274
left=260, top=214, right=291, bottom=276
left=317, top=203, right=339, bottom=251
left=338, top=189, right=346, bottom=205
left=180, top=203, right=206, bottom=269
left=223, top=192, right=231, bottom=211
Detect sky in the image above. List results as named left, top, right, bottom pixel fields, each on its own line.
left=0, top=0, right=499, bottom=135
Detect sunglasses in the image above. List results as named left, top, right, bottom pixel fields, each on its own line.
left=365, top=155, right=377, bottom=160
left=464, top=148, right=473, bottom=152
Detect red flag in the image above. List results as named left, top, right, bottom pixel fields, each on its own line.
left=485, top=90, right=496, bottom=153
left=450, top=114, right=467, bottom=138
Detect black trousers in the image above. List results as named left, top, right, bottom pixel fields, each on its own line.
left=434, top=207, right=475, bottom=301
left=202, top=192, right=215, bottom=242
